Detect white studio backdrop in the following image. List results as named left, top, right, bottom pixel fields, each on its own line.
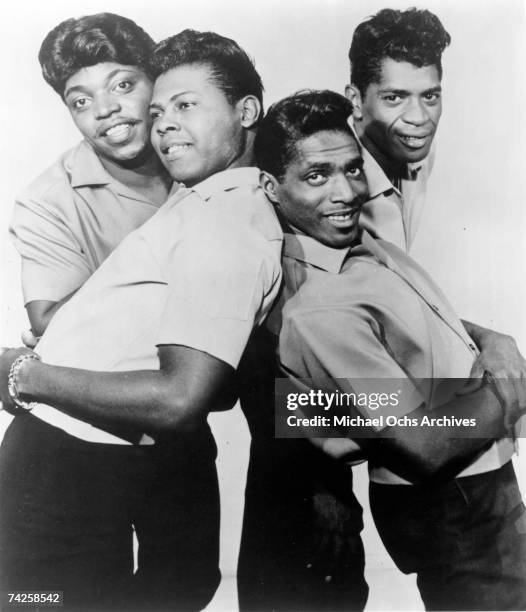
left=0, top=1, right=525, bottom=610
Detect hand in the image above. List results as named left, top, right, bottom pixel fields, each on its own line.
left=21, top=329, right=39, bottom=349
left=458, top=328, right=526, bottom=398
left=0, top=347, right=37, bottom=414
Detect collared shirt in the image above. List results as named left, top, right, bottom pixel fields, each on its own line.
left=33, top=167, right=283, bottom=444
left=350, top=119, right=434, bottom=252
left=277, top=230, right=514, bottom=484
left=10, top=140, right=168, bottom=304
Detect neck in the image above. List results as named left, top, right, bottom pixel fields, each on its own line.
left=226, top=129, right=257, bottom=171
left=355, top=125, right=406, bottom=182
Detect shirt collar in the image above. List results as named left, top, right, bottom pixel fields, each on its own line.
left=283, top=232, right=350, bottom=274
left=70, top=141, right=113, bottom=188
left=191, top=167, right=260, bottom=201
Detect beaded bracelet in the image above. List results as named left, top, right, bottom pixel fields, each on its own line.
left=7, top=353, right=41, bottom=412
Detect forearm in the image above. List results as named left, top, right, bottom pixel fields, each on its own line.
left=368, top=384, right=515, bottom=482
left=17, top=360, right=193, bottom=432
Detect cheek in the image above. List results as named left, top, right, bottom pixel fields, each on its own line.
left=71, top=114, right=94, bottom=140
left=430, top=105, right=442, bottom=124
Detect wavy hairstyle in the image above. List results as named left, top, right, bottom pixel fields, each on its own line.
left=39, top=13, right=155, bottom=97
left=255, top=89, right=354, bottom=180
left=349, top=8, right=451, bottom=95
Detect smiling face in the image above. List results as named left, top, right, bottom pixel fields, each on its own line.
left=150, top=64, right=247, bottom=186
left=268, top=129, right=368, bottom=249
left=64, top=62, right=154, bottom=165
left=352, top=58, right=442, bottom=168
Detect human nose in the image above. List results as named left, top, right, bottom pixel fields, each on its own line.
left=155, top=109, right=181, bottom=135
left=93, top=93, right=121, bottom=119
left=402, top=97, right=428, bottom=126
left=330, top=174, right=356, bottom=205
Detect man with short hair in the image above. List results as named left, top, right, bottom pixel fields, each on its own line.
left=0, top=29, right=282, bottom=612
left=346, top=8, right=520, bottom=368
left=346, top=7, right=448, bottom=249
left=237, top=8, right=526, bottom=610
left=255, top=89, right=526, bottom=611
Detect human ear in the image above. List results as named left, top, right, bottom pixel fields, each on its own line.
left=259, top=171, right=280, bottom=205
left=238, top=95, right=261, bottom=128
left=346, top=84, right=363, bottom=121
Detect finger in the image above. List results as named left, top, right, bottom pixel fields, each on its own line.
left=21, top=330, right=38, bottom=349
left=457, top=376, right=484, bottom=396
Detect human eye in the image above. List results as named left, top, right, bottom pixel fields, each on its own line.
left=177, top=100, right=196, bottom=111
left=305, top=172, right=327, bottom=186
left=347, top=165, right=363, bottom=179
left=382, top=93, right=403, bottom=105
left=149, top=109, right=163, bottom=121
left=113, top=79, right=134, bottom=94
left=423, top=91, right=441, bottom=104
left=71, top=97, right=90, bottom=111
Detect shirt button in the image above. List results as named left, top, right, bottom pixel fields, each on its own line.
left=469, top=343, right=477, bottom=351
left=431, top=304, right=439, bottom=312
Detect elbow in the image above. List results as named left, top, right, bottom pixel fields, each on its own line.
left=151, top=389, right=210, bottom=433
left=376, top=437, right=450, bottom=483
left=152, top=394, right=191, bottom=432
left=397, top=447, right=445, bottom=482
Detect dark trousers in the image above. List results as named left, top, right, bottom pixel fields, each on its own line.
left=370, top=461, right=526, bottom=611
left=238, top=439, right=368, bottom=612
left=238, top=328, right=368, bottom=611
left=0, top=414, right=220, bottom=611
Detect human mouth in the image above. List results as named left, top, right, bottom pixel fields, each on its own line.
left=161, top=143, right=192, bottom=161
left=324, top=209, right=360, bottom=228
left=398, top=134, right=430, bottom=149
left=102, top=121, right=137, bottom=144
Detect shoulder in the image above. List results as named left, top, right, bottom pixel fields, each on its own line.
left=15, top=142, right=83, bottom=211
left=282, top=256, right=423, bottom=338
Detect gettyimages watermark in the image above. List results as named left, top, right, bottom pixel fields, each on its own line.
left=274, top=377, right=526, bottom=439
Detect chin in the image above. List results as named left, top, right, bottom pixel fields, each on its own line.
left=111, top=144, right=148, bottom=163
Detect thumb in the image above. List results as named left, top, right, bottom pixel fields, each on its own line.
left=457, top=368, right=484, bottom=396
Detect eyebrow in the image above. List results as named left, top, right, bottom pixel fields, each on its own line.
left=64, top=68, right=137, bottom=99
left=377, top=85, right=442, bottom=96
left=302, top=156, right=364, bottom=172
left=149, top=90, right=197, bottom=110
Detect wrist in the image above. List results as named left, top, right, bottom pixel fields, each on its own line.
left=482, top=372, right=517, bottom=434
left=7, top=353, right=41, bottom=411
left=16, top=356, right=40, bottom=396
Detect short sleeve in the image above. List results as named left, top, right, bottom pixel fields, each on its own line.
left=10, top=194, right=92, bottom=304
left=279, top=304, right=425, bottom=429
left=156, top=210, right=280, bottom=369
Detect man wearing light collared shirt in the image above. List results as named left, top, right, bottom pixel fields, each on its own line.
left=238, top=8, right=526, bottom=611
left=256, top=89, right=526, bottom=611
left=0, top=30, right=282, bottom=612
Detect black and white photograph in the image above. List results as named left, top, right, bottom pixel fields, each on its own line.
left=0, top=0, right=525, bottom=610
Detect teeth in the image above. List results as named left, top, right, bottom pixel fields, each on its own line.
left=401, top=135, right=426, bottom=145
left=106, top=123, right=131, bottom=137
left=328, top=213, right=352, bottom=220
left=167, top=144, right=190, bottom=154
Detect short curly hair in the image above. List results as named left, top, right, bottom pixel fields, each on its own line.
left=255, top=90, right=355, bottom=181
left=39, top=13, right=155, bottom=98
left=152, top=30, right=263, bottom=108
left=349, top=8, right=451, bottom=96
